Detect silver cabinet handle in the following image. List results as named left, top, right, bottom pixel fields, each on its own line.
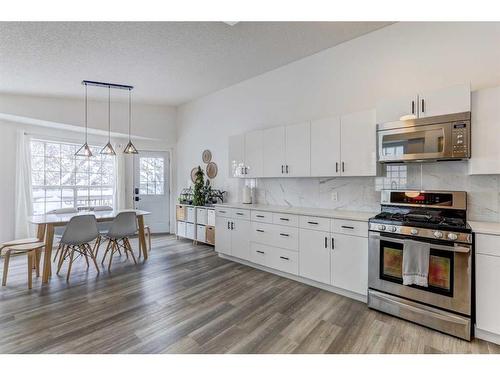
left=280, top=256, right=289, bottom=261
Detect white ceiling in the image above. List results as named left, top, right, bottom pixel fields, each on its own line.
left=0, top=22, right=391, bottom=105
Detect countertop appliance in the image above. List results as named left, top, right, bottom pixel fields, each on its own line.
left=377, top=112, right=471, bottom=163
left=367, top=190, right=473, bottom=340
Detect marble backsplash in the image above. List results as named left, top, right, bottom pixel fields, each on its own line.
left=231, top=161, right=500, bottom=222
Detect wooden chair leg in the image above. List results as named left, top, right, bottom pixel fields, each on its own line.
left=53, top=243, right=62, bottom=262
left=57, top=246, right=69, bottom=275
left=93, top=235, right=102, bottom=258
left=27, top=252, right=33, bottom=289
left=66, top=248, right=75, bottom=282
left=82, top=245, right=90, bottom=268
left=108, top=241, right=115, bottom=272
left=86, top=244, right=100, bottom=275
left=101, top=240, right=112, bottom=265
left=2, top=249, right=11, bottom=286
left=35, top=249, right=41, bottom=277
left=125, top=238, right=137, bottom=265
left=147, top=228, right=152, bottom=252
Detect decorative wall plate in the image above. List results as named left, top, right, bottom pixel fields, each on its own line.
left=206, top=162, right=218, bottom=179
left=191, top=167, right=198, bottom=183
left=202, top=149, right=212, bottom=163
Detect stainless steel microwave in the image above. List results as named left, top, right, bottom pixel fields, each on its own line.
left=377, top=112, right=471, bottom=163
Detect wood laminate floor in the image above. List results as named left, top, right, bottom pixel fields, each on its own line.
left=0, top=235, right=499, bottom=354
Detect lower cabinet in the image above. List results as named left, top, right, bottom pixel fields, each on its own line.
left=250, top=242, right=298, bottom=275
left=215, top=216, right=232, bottom=255
left=331, top=233, right=368, bottom=295
left=299, top=228, right=331, bottom=284
left=215, top=216, right=250, bottom=260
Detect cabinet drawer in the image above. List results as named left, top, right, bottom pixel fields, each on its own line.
left=207, top=209, right=215, bottom=226
left=186, top=207, right=196, bottom=223
left=476, top=234, right=500, bottom=257
left=196, top=208, right=207, bottom=225
left=177, top=221, right=186, bottom=237
left=269, top=248, right=299, bottom=275
left=186, top=223, right=196, bottom=239
left=232, top=208, right=250, bottom=220
left=196, top=224, right=206, bottom=242
left=299, top=215, right=331, bottom=232
left=332, top=219, right=368, bottom=237
left=251, top=222, right=273, bottom=245
left=215, top=207, right=232, bottom=218
left=251, top=222, right=299, bottom=251
left=251, top=210, right=273, bottom=224
left=272, top=212, right=299, bottom=227
left=250, top=242, right=270, bottom=267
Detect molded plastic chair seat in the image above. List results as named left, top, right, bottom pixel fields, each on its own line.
left=102, top=212, right=138, bottom=271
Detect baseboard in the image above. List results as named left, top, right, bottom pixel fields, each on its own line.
left=475, top=327, right=500, bottom=345
left=218, top=253, right=367, bottom=303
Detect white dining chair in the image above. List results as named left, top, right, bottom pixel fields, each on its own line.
left=90, top=205, right=113, bottom=257
left=101, top=211, right=138, bottom=271
left=47, top=208, right=78, bottom=262
left=56, top=215, right=100, bottom=282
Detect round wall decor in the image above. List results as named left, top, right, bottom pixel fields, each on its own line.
left=202, top=149, right=212, bottom=163
left=206, top=162, right=218, bottom=179
left=190, top=167, right=198, bottom=183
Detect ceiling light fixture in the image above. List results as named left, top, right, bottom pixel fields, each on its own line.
left=100, top=86, right=116, bottom=156
left=75, top=83, right=93, bottom=157
left=123, top=88, right=138, bottom=154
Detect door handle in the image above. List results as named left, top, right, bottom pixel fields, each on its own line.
left=286, top=165, right=289, bottom=174
left=279, top=217, right=289, bottom=221
left=336, top=162, right=338, bottom=173
left=134, top=187, right=139, bottom=195
left=279, top=233, right=290, bottom=237
left=308, top=221, right=318, bottom=225
left=280, top=256, right=289, bottom=261
left=341, top=225, right=355, bottom=230
left=230, top=222, right=234, bottom=230
left=324, top=236, right=328, bottom=248
left=281, top=165, right=284, bottom=174
left=342, top=162, right=345, bottom=173
left=134, top=197, right=140, bottom=202
left=256, top=215, right=265, bottom=218
left=227, top=221, right=230, bottom=229
left=256, top=229, right=265, bottom=233
left=331, top=237, right=335, bottom=250
left=411, top=100, right=415, bottom=115
left=236, top=212, right=244, bottom=216
left=421, top=98, right=425, bottom=113
left=256, top=250, right=265, bottom=254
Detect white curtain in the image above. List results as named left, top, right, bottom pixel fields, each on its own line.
left=14, top=129, right=34, bottom=239
left=113, top=143, right=127, bottom=211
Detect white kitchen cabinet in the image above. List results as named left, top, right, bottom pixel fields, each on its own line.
left=244, top=130, right=263, bottom=178
left=476, top=253, right=500, bottom=337
left=340, top=109, right=376, bottom=177
left=285, top=122, right=311, bottom=177
left=299, top=228, right=331, bottom=284
left=186, top=223, right=196, bottom=240
left=331, top=233, right=368, bottom=296
left=469, top=86, right=500, bottom=175
left=228, top=134, right=245, bottom=178
left=310, top=116, right=341, bottom=177
left=215, top=216, right=232, bottom=255
left=262, top=126, right=286, bottom=177
left=418, top=83, right=470, bottom=118
left=230, top=219, right=251, bottom=261
left=376, top=94, right=419, bottom=124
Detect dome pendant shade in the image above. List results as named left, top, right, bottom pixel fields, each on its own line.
left=75, top=142, right=93, bottom=157
left=100, top=142, right=116, bottom=155
left=124, top=140, right=139, bottom=154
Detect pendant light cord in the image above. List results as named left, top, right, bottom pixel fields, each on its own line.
left=108, top=86, right=111, bottom=141
left=84, top=83, right=88, bottom=143
left=128, top=88, right=132, bottom=141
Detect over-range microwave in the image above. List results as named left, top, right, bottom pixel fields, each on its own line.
left=377, top=112, right=471, bottom=163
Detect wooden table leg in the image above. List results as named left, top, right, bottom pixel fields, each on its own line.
left=137, top=216, right=148, bottom=260
left=42, top=224, right=54, bottom=283
left=37, top=224, right=46, bottom=241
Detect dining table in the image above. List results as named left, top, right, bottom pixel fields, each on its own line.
left=28, top=209, right=151, bottom=283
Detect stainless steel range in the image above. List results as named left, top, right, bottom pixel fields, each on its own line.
left=368, top=190, right=473, bottom=340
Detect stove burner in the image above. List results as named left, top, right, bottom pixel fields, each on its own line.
left=372, top=211, right=467, bottom=229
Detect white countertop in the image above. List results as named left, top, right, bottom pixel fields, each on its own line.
left=214, top=203, right=377, bottom=222
left=468, top=221, right=500, bottom=236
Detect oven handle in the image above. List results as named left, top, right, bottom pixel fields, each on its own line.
left=369, top=232, right=471, bottom=253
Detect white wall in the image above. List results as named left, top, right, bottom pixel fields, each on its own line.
left=176, top=22, right=500, bottom=210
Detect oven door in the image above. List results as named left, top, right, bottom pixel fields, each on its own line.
left=378, top=123, right=453, bottom=162
left=368, top=232, right=471, bottom=315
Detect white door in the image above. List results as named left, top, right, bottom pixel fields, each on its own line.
left=285, top=122, right=311, bottom=177
left=376, top=94, right=419, bottom=124
left=340, top=109, right=377, bottom=177
left=262, top=126, right=286, bottom=177
left=228, top=134, right=245, bottom=178
left=476, top=254, right=500, bottom=335
left=133, top=151, right=170, bottom=233
left=231, top=219, right=251, bottom=261
left=310, top=116, right=341, bottom=177
left=215, top=216, right=232, bottom=255
left=299, top=228, right=331, bottom=284
left=244, top=130, right=263, bottom=178
left=418, top=83, right=470, bottom=118
left=331, top=234, right=368, bottom=296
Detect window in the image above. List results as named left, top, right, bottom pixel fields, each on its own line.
left=139, top=157, right=164, bottom=195
left=30, top=140, right=114, bottom=215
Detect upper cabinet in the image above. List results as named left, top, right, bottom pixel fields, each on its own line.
left=376, top=83, right=471, bottom=124
left=228, top=134, right=245, bottom=178
left=469, top=86, right=500, bottom=175
left=244, top=130, right=264, bottom=178
left=263, top=126, right=286, bottom=177
left=311, top=116, right=341, bottom=177
left=340, top=109, right=377, bottom=177
left=285, top=122, right=311, bottom=177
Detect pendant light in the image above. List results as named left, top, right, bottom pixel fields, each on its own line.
left=75, top=83, right=93, bottom=157
left=100, top=86, right=116, bottom=155
left=123, top=88, right=139, bottom=154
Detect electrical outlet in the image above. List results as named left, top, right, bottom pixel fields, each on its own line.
left=331, top=191, right=338, bottom=202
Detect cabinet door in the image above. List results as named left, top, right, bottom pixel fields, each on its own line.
left=231, top=219, right=251, bottom=261
left=228, top=134, right=245, bottom=178
left=285, top=122, right=311, bottom=177
left=418, top=83, right=470, bottom=118
left=215, top=216, right=232, bottom=255
left=469, top=86, right=500, bottom=174
left=376, top=94, right=418, bottom=124
left=331, top=234, right=368, bottom=296
left=310, top=116, right=341, bottom=177
left=340, top=109, right=376, bottom=177
left=262, top=126, right=286, bottom=177
left=476, top=254, right=500, bottom=335
left=244, top=130, right=263, bottom=177
left=299, top=229, right=331, bottom=284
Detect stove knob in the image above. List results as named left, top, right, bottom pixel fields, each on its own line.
left=410, top=228, right=418, bottom=235
left=447, top=233, right=458, bottom=241
left=433, top=231, right=443, bottom=239
left=377, top=224, right=386, bottom=231
left=389, top=226, right=397, bottom=233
